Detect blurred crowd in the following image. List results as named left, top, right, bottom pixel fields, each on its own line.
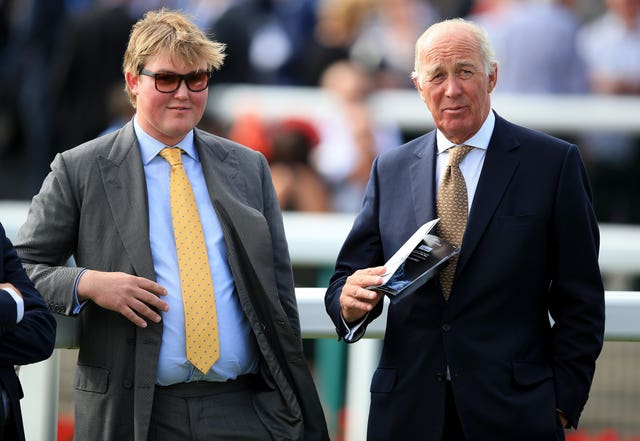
left=1, top=0, right=639, bottom=222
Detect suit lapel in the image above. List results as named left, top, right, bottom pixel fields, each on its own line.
left=410, top=132, right=438, bottom=228
left=195, top=133, right=281, bottom=314
left=97, top=123, right=156, bottom=281
left=195, top=130, right=238, bottom=212
left=95, top=124, right=162, bottom=439
left=457, top=115, right=520, bottom=273
left=196, top=133, right=273, bottom=283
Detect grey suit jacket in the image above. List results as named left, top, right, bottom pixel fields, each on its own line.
left=15, top=122, right=329, bottom=441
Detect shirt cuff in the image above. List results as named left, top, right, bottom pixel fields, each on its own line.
left=341, top=313, right=368, bottom=342
left=72, top=269, right=88, bottom=315
left=2, top=287, right=24, bottom=323
left=556, top=408, right=571, bottom=429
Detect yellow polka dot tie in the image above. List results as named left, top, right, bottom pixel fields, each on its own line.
left=436, top=145, right=474, bottom=301
left=160, top=147, right=219, bottom=374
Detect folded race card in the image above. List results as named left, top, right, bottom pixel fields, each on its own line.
left=369, top=219, right=460, bottom=303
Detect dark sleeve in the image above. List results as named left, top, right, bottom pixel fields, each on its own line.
left=0, top=223, right=56, bottom=365
left=548, top=144, right=605, bottom=428
left=0, top=292, right=18, bottom=333
left=324, top=157, right=386, bottom=341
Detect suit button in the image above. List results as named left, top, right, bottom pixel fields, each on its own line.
left=123, top=380, right=133, bottom=389
left=435, top=373, right=445, bottom=382
left=442, top=323, right=451, bottom=332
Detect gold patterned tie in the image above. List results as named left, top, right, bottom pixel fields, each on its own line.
left=436, top=145, right=474, bottom=301
left=160, top=147, right=219, bottom=374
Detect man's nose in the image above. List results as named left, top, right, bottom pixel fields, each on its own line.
left=444, top=75, right=462, bottom=96
left=174, top=79, right=190, bottom=97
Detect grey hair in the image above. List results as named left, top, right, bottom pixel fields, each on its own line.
left=410, top=18, right=498, bottom=84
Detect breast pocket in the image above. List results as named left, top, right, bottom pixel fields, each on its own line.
left=499, top=213, right=539, bottom=231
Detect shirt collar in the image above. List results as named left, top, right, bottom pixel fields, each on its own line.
left=133, top=115, right=198, bottom=165
left=436, top=110, right=495, bottom=154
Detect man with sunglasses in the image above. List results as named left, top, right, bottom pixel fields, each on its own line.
left=15, top=8, right=329, bottom=441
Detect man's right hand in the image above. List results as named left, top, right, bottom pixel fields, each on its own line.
left=77, top=270, right=169, bottom=328
left=339, top=266, right=386, bottom=323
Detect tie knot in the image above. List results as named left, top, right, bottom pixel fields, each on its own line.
left=447, top=145, right=474, bottom=167
left=160, top=147, right=183, bottom=167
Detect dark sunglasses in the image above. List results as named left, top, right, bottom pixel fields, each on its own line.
left=139, top=68, right=211, bottom=93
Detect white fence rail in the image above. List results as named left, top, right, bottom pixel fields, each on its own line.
left=5, top=202, right=640, bottom=276
left=282, top=212, right=640, bottom=277
left=208, top=86, right=640, bottom=134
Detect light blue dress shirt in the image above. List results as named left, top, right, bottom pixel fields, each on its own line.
left=134, top=118, right=259, bottom=385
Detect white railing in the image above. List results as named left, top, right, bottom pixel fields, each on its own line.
left=207, top=86, right=640, bottom=134
left=5, top=202, right=639, bottom=277
left=281, top=211, right=640, bottom=278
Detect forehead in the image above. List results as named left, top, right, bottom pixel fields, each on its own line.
left=144, top=51, right=205, bottom=72
left=422, top=27, right=482, bottom=69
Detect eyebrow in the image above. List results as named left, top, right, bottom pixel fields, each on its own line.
left=426, top=61, right=476, bottom=75
left=154, top=69, right=205, bottom=74
left=456, top=61, right=477, bottom=70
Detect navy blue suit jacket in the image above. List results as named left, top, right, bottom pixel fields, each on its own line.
left=0, top=223, right=56, bottom=441
left=325, top=113, right=605, bottom=441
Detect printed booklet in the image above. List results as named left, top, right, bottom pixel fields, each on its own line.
left=369, top=219, right=460, bottom=303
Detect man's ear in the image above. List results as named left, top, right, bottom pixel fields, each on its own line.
left=412, top=76, right=422, bottom=91
left=488, top=64, right=498, bottom=93
left=125, top=71, right=139, bottom=95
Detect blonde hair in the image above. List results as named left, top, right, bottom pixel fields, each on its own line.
left=122, top=8, right=226, bottom=107
left=411, top=18, right=498, bottom=85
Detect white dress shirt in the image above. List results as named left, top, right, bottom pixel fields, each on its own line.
left=1, top=287, right=22, bottom=422
left=435, top=110, right=495, bottom=211
left=1, top=287, right=24, bottom=323
left=344, top=111, right=496, bottom=341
